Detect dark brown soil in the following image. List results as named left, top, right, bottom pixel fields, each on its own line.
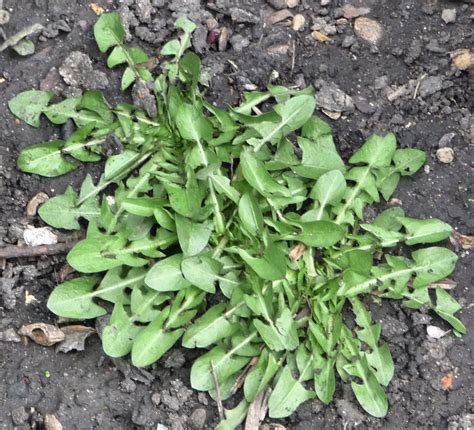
left=0, top=0, right=472, bottom=429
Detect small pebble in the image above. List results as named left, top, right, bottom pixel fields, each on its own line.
left=441, top=8, right=456, bottom=24
left=292, top=14, right=305, bottom=31
left=436, top=147, right=454, bottom=163
left=354, top=17, right=383, bottom=45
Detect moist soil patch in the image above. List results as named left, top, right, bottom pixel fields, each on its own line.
left=0, top=0, right=472, bottom=429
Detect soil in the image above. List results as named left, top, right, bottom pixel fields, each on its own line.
left=0, top=0, right=473, bottom=429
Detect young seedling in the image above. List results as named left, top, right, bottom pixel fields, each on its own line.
left=8, top=13, right=465, bottom=428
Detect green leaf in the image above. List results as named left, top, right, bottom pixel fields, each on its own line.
left=268, top=365, right=316, bottom=418
left=349, top=133, right=397, bottom=168
left=8, top=90, right=52, bottom=127
left=215, top=399, right=249, bottom=430
left=296, top=221, right=345, bottom=248
left=182, top=304, right=239, bottom=348
left=175, top=215, right=213, bottom=256
left=310, top=170, right=347, bottom=218
left=181, top=255, right=222, bottom=293
left=244, top=349, right=279, bottom=402
left=175, top=103, right=213, bottom=143
left=175, top=16, right=197, bottom=33
left=393, top=148, right=426, bottom=176
left=94, top=12, right=125, bottom=53
left=238, top=193, right=264, bottom=236
left=434, top=289, right=466, bottom=334
left=145, top=254, right=191, bottom=292
left=47, top=276, right=104, bottom=319
left=373, top=207, right=405, bottom=231
left=107, top=46, right=148, bottom=68
left=210, top=174, right=240, bottom=204
left=191, top=343, right=253, bottom=391
left=293, top=137, right=345, bottom=180
left=38, top=183, right=100, bottom=230
left=43, top=97, right=81, bottom=125
left=238, top=240, right=287, bottom=281
left=314, top=358, right=336, bottom=404
left=67, top=238, right=122, bottom=273
left=240, top=150, right=291, bottom=197
left=132, top=309, right=184, bottom=367
left=254, top=308, right=299, bottom=352
left=121, top=67, right=136, bottom=90
left=17, top=140, right=76, bottom=177
left=411, top=247, right=458, bottom=288
left=399, top=217, right=452, bottom=245
left=161, top=39, right=180, bottom=56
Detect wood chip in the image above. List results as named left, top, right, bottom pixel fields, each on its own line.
left=289, top=243, right=307, bottom=262
left=311, top=30, right=331, bottom=42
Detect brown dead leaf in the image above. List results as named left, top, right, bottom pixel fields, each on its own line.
left=89, top=3, right=105, bottom=15
left=44, top=414, right=63, bottom=430
left=428, top=278, right=457, bottom=290
left=450, top=231, right=474, bottom=251
left=440, top=372, right=453, bottom=391
left=18, top=323, right=65, bottom=346
left=56, top=325, right=96, bottom=353
left=26, top=192, right=49, bottom=217
left=311, top=30, right=331, bottom=42
left=321, top=108, right=341, bottom=119
left=289, top=243, right=307, bottom=262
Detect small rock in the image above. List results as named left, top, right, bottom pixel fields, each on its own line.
left=40, top=67, right=65, bottom=95
left=438, top=132, right=456, bottom=148
left=189, top=408, right=207, bottom=429
left=268, top=9, right=293, bottom=25
left=353, top=95, right=376, bottom=114
left=354, top=17, right=383, bottom=45
left=267, top=43, right=290, bottom=55
left=436, top=147, right=455, bottom=164
left=292, top=14, right=305, bottom=31
left=419, top=75, right=443, bottom=97
left=120, top=378, right=137, bottom=393
left=441, top=8, right=456, bottom=24
left=321, top=0, right=331, bottom=5
left=151, top=392, right=161, bottom=406
left=161, top=391, right=180, bottom=411
left=230, top=34, right=250, bottom=52
left=44, top=414, right=63, bottom=430
left=451, top=48, right=474, bottom=70
left=287, top=0, right=299, bottom=7
left=230, top=7, right=259, bottom=23
left=267, top=0, right=286, bottom=9
left=0, top=328, right=21, bottom=343
left=135, top=0, right=154, bottom=23
left=342, top=35, right=356, bottom=48
left=11, top=407, right=28, bottom=425
left=427, top=325, right=450, bottom=339
left=156, top=425, right=169, bottom=430
left=373, top=75, right=389, bottom=90
left=205, top=17, right=218, bottom=31
left=342, top=4, right=371, bottom=19
left=316, top=80, right=354, bottom=112
left=23, top=226, right=58, bottom=247
left=218, top=27, right=231, bottom=52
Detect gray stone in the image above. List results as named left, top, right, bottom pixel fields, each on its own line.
left=419, top=75, right=443, bottom=97
left=353, top=95, right=376, bottom=114
left=267, top=0, right=286, bottom=9
left=135, top=0, right=154, bottom=23
left=354, top=17, right=383, bottom=44
left=0, top=328, right=21, bottom=343
left=342, top=35, right=356, bottom=48
left=230, top=7, right=259, bottom=23
left=316, top=80, right=354, bottom=112
left=230, top=34, right=251, bottom=52
left=11, top=407, right=28, bottom=425
left=151, top=392, right=161, bottom=406
left=161, top=391, right=180, bottom=411
left=373, top=75, right=389, bottom=90
left=441, top=8, right=456, bottom=24
left=190, top=408, right=207, bottom=429
left=438, top=132, right=456, bottom=148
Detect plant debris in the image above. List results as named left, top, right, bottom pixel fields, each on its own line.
left=55, top=325, right=96, bottom=353
left=18, top=322, right=65, bottom=346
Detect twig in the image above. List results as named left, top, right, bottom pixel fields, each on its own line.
left=0, top=241, right=78, bottom=259
left=211, top=360, right=224, bottom=420
left=413, top=73, right=427, bottom=99
left=291, top=39, right=296, bottom=75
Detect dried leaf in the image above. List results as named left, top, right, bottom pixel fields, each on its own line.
left=56, top=325, right=96, bottom=353
left=289, top=243, right=307, bottom=262
left=26, top=192, right=49, bottom=217
left=426, top=325, right=450, bottom=339
left=23, top=226, right=58, bottom=247
left=18, top=323, right=65, bottom=346
left=440, top=372, right=453, bottom=391
left=90, top=3, right=105, bottom=15
left=25, top=290, right=39, bottom=305
left=428, top=278, right=457, bottom=290
left=450, top=231, right=474, bottom=250
left=321, top=108, right=341, bottom=119
left=311, top=31, right=331, bottom=42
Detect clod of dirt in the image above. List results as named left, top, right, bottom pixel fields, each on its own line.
left=135, top=0, right=154, bottom=24
left=342, top=4, right=370, bottom=19
left=18, top=323, right=65, bottom=346
left=335, top=399, right=365, bottom=425
left=451, top=49, right=474, bottom=70
left=315, top=79, right=354, bottom=113
left=441, top=8, right=456, bottom=24
left=230, top=7, right=259, bottom=24
left=44, top=414, right=63, bottom=430
left=55, top=325, right=95, bottom=353
left=427, top=325, right=450, bottom=339
left=292, top=14, right=305, bottom=31
left=436, top=147, right=454, bottom=164
left=419, top=75, right=443, bottom=97
left=1, top=275, right=19, bottom=310
left=23, top=226, right=58, bottom=247
left=354, top=17, right=383, bottom=45
left=11, top=406, right=29, bottom=425
left=132, top=79, right=157, bottom=118
left=26, top=192, right=49, bottom=217
left=230, top=34, right=250, bottom=52
left=0, top=328, right=21, bottom=343
left=59, top=51, right=109, bottom=91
